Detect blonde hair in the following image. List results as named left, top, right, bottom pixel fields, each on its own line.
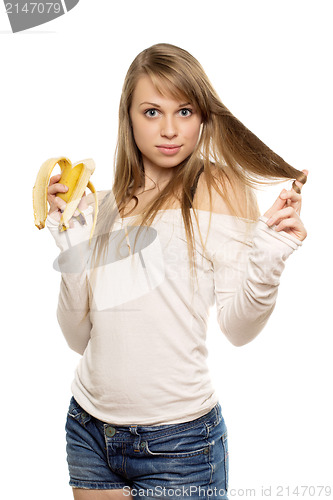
left=90, top=43, right=307, bottom=288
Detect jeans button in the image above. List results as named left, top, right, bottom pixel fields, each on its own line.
left=105, top=426, right=116, bottom=437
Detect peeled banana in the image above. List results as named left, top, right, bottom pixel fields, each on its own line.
left=33, top=156, right=98, bottom=242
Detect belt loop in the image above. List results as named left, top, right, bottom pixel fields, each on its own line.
left=129, top=425, right=141, bottom=452
left=214, top=402, right=220, bottom=425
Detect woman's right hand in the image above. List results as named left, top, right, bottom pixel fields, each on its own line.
left=47, top=173, right=88, bottom=223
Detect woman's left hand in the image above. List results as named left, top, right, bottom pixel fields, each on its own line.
left=263, top=169, right=308, bottom=242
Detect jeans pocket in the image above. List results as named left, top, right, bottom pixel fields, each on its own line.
left=221, top=429, right=229, bottom=491
left=67, top=396, right=91, bottom=426
left=143, top=423, right=210, bottom=459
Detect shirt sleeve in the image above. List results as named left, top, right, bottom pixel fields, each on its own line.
left=46, top=206, right=94, bottom=355
left=211, top=214, right=303, bottom=347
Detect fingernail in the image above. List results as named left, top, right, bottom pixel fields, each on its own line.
left=267, top=217, right=273, bottom=225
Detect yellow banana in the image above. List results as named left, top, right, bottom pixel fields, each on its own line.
left=33, top=156, right=98, bottom=243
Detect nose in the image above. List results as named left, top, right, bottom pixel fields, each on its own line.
left=160, top=115, right=178, bottom=139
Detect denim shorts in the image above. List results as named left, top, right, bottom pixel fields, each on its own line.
left=65, top=396, right=229, bottom=499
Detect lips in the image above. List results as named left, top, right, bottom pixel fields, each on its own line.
left=156, top=145, right=182, bottom=155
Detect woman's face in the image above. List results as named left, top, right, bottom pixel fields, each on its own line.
left=129, top=75, right=202, bottom=177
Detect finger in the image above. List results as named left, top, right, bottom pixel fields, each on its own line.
left=49, top=173, right=62, bottom=185
left=273, top=217, right=307, bottom=241
left=48, top=205, right=60, bottom=219
left=49, top=195, right=67, bottom=215
left=279, top=190, right=302, bottom=203
left=47, top=184, right=68, bottom=208
left=263, top=189, right=289, bottom=219
left=274, top=217, right=299, bottom=231
left=266, top=206, right=298, bottom=226
left=48, top=182, right=69, bottom=196
left=279, top=188, right=303, bottom=215
left=269, top=189, right=289, bottom=213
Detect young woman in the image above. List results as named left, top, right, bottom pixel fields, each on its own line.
left=46, top=43, right=308, bottom=500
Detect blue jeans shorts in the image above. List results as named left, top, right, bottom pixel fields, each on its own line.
left=65, top=396, right=229, bottom=499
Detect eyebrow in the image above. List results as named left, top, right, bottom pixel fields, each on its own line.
left=139, top=101, right=192, bottom=108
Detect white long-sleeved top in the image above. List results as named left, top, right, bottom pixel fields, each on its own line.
left=46, top=200, right=302, bottom=425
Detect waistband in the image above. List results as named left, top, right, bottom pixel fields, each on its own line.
left=91, top=401, right=223, bottom=438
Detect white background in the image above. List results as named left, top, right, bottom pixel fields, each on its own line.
left=0, top=0, right=332, bottom=498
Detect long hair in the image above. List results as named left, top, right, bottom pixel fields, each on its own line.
left=90, top=43, right=307, bottom=289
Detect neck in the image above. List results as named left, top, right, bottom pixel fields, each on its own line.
left=139, top=174, right=173, bottom=194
